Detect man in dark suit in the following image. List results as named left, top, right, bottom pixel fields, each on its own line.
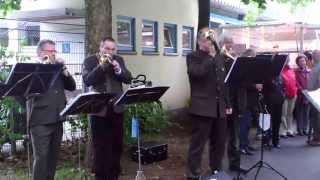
left=82, top=37, right=132, bottom=180
left=186, top=27, right=232, bottom=180
left=28, top=39, right=76, bottom=180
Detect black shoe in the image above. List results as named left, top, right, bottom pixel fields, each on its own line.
left=246, top=145, right=257, bottom=151
left=186, top=177, right=200, bottom=180
left=95, top=176, right=107, bottom=180
left=240, top=148, right=253, bottom=155
left=211, top=169, right=220, bottom=175
left=273, top=144, right=281, bottom=148
left=108, top=176, right=118, bottom=180
left=287, top=133, right=295, bottom=137
left=229, top=166, right=247, bottom=174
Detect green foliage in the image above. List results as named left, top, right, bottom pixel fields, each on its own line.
left=69, top=114, right=88, bottom=136
left=243, top=2, right=263, bottom=26
left=0, top=0, right=21, bottom=17
left=123, top=102, right=171, bottom=144
left=0, top=46, right=24, bottom=147
left=55, top=167, right=93, bottom=180
left=241, top=0, right=314, bottom=9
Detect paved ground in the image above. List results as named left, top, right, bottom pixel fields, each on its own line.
left=120, top=131, right=320, bottom=180
left=227, top=135, right=320, bottom=180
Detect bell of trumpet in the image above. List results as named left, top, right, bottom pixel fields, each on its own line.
left=43, top=55, right=53, bottom=64
left=99, top=53, right=113, bottom=65
left=203, top=29, right=215, bottom=41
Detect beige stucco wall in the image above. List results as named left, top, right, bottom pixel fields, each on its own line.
left=19, top=0, right=198, bottom=110
left=112, top=0, right=198, bottom=110
left=20, top=0, right=84, bottom=10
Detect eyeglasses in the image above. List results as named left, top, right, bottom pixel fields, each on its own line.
left=42, top=49, right=57, bottom=53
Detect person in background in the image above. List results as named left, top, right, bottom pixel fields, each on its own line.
left=263, top=70, right=285, bottom=148
left=294, top=54, right=311, bottom=136
left=279, top=62, right=298, bottom=138
left=304, top=51, right=313, bottom=69
left=221, top=36, right=248, bottom=173
left=238, top=49, right=259, bottom=155
left=308, top=50, right=320, bottom=146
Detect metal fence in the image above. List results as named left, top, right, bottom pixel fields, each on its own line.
left=0, top=18, right=85, bottom=90
left=0, top=18, right=86, bottom=160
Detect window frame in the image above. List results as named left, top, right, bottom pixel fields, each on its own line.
left=25, top=25, right=40, bottom=46
left=116, top=15, right=136, bottom=54
left=141, top=20, right=158, bottom=54
left=163, top=23, right=177, bottom=55
left=182, top=26, right=194, bottom=56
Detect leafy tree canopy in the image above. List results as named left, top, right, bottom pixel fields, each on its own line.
left=241, top=0, right=315, bottom=9
left=0, top=0, right=21, bottom=16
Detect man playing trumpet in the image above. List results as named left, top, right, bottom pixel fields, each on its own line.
left=28, top=39, right=76, bottom=180
left=82, top=36, right=132, bottom=180
left=186, top=27, right=232, bottom=179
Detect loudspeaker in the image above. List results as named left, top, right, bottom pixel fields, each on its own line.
left=202, top=171, right=233, bottom=180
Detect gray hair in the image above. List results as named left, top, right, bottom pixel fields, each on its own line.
left=241, top=49, right=256, bottom=57
left=36, top=39, right=55, bottom=55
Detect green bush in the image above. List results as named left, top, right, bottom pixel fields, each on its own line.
left=0, top=52, right=24, bottom=148
left=123, top=102, right=171, bottom=144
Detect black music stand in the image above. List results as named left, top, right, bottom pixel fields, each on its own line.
left=114, top=86, right=169, bottom=180
left=60, top=92, right=115, bottom=116
left=225, top=54, right=288, bottom=180
left=4, top=63, right=63, bottom=97
left=0, top=83, right=8, bottom=98
left=2, top=63, right=63, bottom=180
left=60, top=92, right=116, bottom=179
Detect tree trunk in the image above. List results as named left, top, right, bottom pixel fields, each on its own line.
left=198, top=0, right=210, bottom=30
left=84, top=0, right=112, bottom=168
left=85, top=0, right=112, bottom=56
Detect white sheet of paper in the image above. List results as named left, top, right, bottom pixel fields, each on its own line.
left=259, top=113, right=271, bottom=131
left=303, top=89, right=320, bottom=112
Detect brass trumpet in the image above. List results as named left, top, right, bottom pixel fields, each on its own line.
left=43, top=55, right=53, bottom=64
left=203, top=29, right=215, bottom=41
left=99, top=53, right=113, bottom=65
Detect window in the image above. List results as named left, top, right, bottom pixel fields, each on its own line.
left=0, top=28, right=8, bottom=47
left=142, top=20, right=158, bottom=54
left=182, top=26, right=194, bottom=55
left=26, top=26, right=40, bottom=46
left=163, top=23, right=177, bottom=54
left=116, top=16, right=135, bottom=53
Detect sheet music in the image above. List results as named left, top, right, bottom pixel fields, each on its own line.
left=302, top=88, right=320, bottom=112
left=60, top=91, right=101, bottom=116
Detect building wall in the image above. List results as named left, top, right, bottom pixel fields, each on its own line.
left=20, top=0, right=84, bottom=10
left=17, top=0, right=198, bottom=110
left=112, top=0, right=198, bottom=110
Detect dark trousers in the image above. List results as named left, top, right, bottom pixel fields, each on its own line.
left=30, top=123, right=63, bottom=180
left=268, top=102, right=283, bottom=146
left=227, top=113, right=240, bottom=168
left=90, top=111, right=123, bottom=179
left=187, top=114, right=227, bottom=177
left=239, top=111, right=251, bottom=149
left=296, top=102, right=310, bottom=134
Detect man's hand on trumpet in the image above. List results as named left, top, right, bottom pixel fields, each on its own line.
left=111, top=60, right=121, bottom=74
left=56, top=58, right=70, bottom=77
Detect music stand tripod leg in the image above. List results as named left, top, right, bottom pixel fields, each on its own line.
left=134, top=105, right=146, bottom=180
left=262, top=162, right=288, bottom=180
